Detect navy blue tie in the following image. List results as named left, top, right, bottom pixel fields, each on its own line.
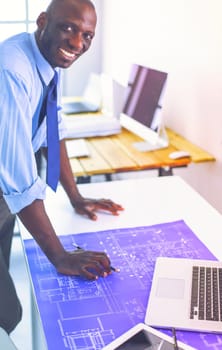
left=45, top=72, right=60, bottom=191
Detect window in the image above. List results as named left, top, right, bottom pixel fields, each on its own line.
left=0, top=0, right=50, bottom=41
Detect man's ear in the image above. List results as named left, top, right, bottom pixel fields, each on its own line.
left=36, top=12, right=47, bottom=30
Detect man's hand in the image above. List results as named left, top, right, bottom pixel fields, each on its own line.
left=58, top=139, right=124, bottom=221
left=55, top=249, right=112, bottom=280
left=72, top=197, right=124, bottom=221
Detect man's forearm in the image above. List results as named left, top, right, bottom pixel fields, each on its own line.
left=18, top=140, right=82, bottom=265
left=18, top=199, right=66, bottom=266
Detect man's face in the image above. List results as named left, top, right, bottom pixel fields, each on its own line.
left=36, top=0, right=97, bottom=68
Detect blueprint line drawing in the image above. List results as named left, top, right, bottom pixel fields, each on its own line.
left=24, top=220, right=222, bottom=350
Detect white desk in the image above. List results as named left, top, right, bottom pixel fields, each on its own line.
left=19, top=176, right=222, bottom=349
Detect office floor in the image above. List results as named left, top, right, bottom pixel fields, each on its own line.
left=8, top=168, right=181, bottom=349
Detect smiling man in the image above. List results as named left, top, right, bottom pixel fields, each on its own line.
left=36, top=0, right=97, bottom=68
left=0, top=0, right=123, bottom=335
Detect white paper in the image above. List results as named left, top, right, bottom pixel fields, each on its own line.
left=65, top=139, right=90, bottom=158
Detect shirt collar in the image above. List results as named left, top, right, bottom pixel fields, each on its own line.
left=30, top=32, right=55, bottom=86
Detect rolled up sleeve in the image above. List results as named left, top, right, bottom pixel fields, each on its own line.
left=5, top=178, right=47, bottom=214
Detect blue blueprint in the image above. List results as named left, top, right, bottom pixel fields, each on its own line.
left=24, top=220, right=222, bottom=350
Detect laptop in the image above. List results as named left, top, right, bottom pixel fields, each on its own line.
left=62, top=101, right=100, bottom=114
left=120, top=63, right=169, bottom=151
left=62, top=72, right=102, bottom=114
left=145, top=257, right=222, bottom=333
left=63, top=75, right=126, bottom=138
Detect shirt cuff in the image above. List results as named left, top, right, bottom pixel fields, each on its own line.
left=4, top=177, right=47, bottom=214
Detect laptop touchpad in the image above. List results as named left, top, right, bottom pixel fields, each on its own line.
left=156, top=278, right=185, bottom=299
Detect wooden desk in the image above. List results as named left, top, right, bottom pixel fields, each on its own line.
left=67, top=127, right=215, bottom=181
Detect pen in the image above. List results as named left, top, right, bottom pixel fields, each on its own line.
left=110, top=266, right=120, bottom=273
left=72, top=243, right=120, bottom=273
left=72, top=244, right=82, bottom=250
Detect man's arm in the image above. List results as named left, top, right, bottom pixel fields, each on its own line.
left=17, top=199, right=111, bottom=280
left=17, top=139, right=123, bottom=280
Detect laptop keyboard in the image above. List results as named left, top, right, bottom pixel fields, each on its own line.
left=190, top=265, right=222, bottom=321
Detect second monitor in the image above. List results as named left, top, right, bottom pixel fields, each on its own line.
left=121, top=63, right=169, bottom=151
left=122, top=63, right=168, bottom=130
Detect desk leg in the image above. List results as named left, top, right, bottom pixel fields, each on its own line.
left=105, top=174, right=112, bottom=181
left=76, top=174, right=112, bottom=183
left=158, top=167, right=173, bottom=176
left=76, top=176, right=91, bottom=184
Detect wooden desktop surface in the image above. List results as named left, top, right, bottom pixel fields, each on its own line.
left=67, top=126, right=215, bottom=179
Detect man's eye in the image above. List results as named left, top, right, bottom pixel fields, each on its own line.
left=61, top=24, right=72, bottom=32
left=84, top=33, right=93, bottom=41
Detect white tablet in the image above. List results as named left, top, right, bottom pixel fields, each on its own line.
left=103, top=323, right=195, bottom=350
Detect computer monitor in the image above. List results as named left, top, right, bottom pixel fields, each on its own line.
left=120, top=64, right=169, bottom=151
left=122, top=63, right=168, bottom=130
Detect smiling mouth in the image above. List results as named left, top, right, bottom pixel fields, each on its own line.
left=59, top=48, right=78, bottom=60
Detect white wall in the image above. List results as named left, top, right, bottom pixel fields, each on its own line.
left=101, top=0, right=222, bottom=214
left=63, top=0, right=222, bottom=213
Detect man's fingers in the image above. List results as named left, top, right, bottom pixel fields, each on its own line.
left=74, top=198, right=124, bottom=220
left=67, top=250, right=111, bottom=279
left=80, top=268, right=98, bottom=280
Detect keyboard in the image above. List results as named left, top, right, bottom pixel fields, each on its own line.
left=190, top=265, right=222, bottom=321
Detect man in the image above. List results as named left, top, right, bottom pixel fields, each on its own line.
left=0, top=0, right=123, bottom=334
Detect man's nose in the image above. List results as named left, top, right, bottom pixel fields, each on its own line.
left=68, top=33, right=84, bottom=51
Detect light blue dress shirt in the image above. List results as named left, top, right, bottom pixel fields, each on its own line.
left=0, top=32, right=67, bottom=214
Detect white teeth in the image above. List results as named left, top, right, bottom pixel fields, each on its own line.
left=60, top=48, right=75, bottom=58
